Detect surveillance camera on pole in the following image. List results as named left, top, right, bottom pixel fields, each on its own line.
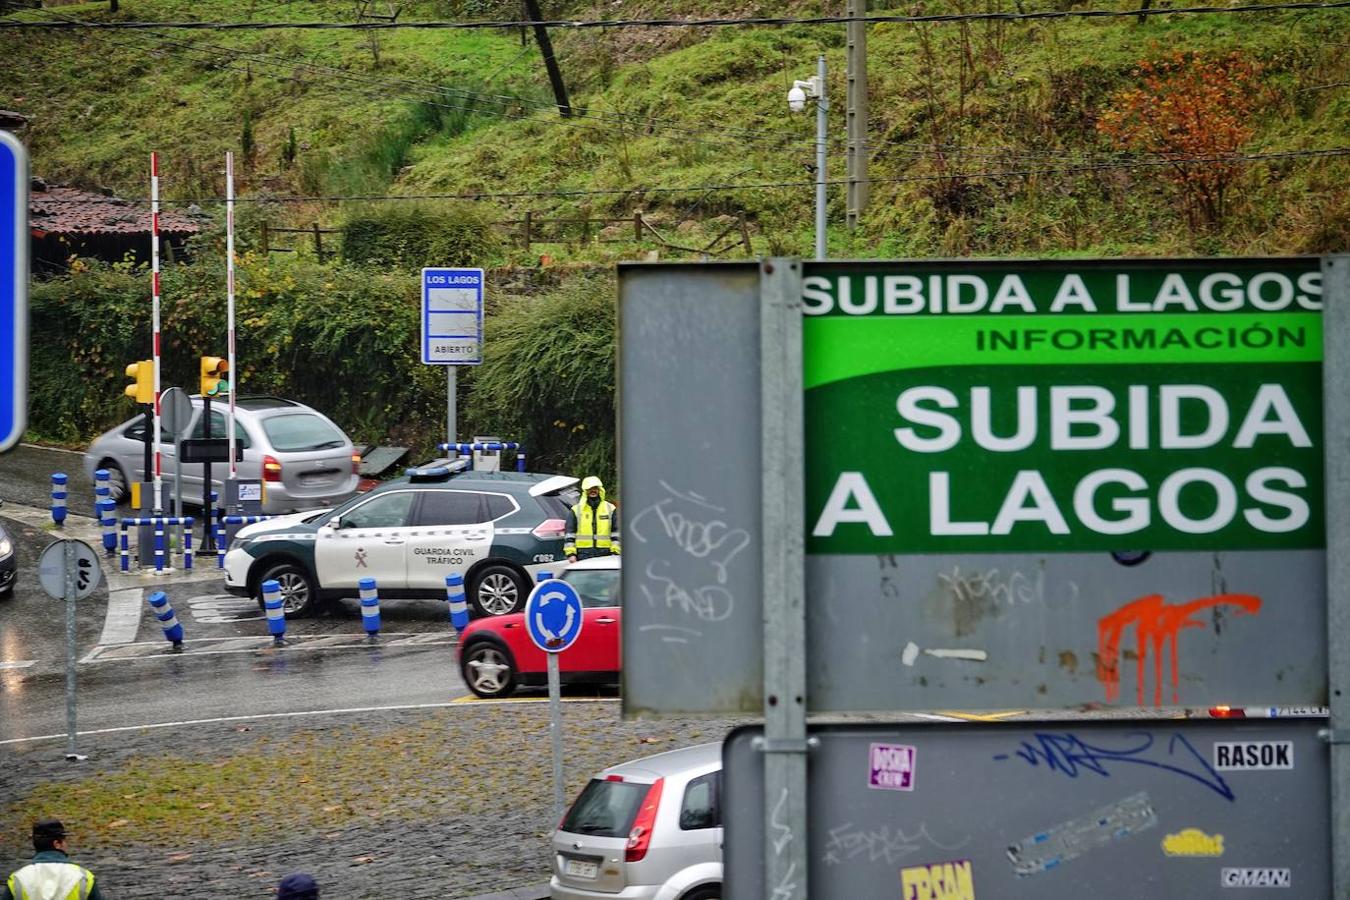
left=787, top=58, right=828, bottom=259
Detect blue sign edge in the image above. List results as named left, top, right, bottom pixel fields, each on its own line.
left=0, top=131, right=27, bottom=454
left=420, top=266, right=484, bottom=367
left=524, top=578, right=584, bottom=653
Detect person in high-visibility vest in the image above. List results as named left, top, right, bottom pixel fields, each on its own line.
left=1, top=819, right=105, bottom=900
left=565, top=476, right=621, bottom=562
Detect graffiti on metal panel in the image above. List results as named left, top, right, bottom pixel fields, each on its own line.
left=823, top=823, right=969, bottom=867
left=632, top=481, right=747, bottom=642
left=991, top=731, right=1235, bottom=801
left=900, top=859, right=976, bottom=900
left=1096, top=592, right=1262, bottom=705
left=1162, top=828, right=1225, bottom=857
left=1006, top=791, right=1157, bottom=876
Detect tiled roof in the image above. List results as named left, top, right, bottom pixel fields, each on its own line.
left=30, top=182, right=207, bottom=236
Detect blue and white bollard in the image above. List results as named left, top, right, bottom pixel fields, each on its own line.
left=146, top=590, right=184, bottom=651
left=537, top=571, right=553, bottom=582
left=152, top=516, right=167, bottom=574
left=360, top=577, right=381, bottom=642
left=262, top=578, right=287, bottom=647
left=93, top=468, right=111, bottom=518
left=50, top=473, right=68, bottom=527
left=516, top=449, right=526, bottom=472
left=445, top=573, right=469, bottom=633
left=98, top=498, right=117, bottom=555
left=182, top=518, right=194, bottom=570
left=119, top=524, right=131, bottom=572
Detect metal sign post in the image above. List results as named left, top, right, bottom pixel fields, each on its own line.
left=759, top=260, right=808, bottom=900
left=525, top=577, right=585, bottom=822
left=0, top=130, right=27, bottom=454
left=38, top=539, right=103, bottom=761
left=1323, top=254, right=1350, bottom=897
left=421, top=267, right=485, bottom=447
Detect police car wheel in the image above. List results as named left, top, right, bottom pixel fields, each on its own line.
left=461, top=641, right=517, bottom=698
left=470, top=564, right=527, bottom=617
left=260, top=562, right=319, bottom=618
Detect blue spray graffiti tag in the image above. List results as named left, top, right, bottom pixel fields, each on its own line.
left=992, top=731, right=1235, bottom=801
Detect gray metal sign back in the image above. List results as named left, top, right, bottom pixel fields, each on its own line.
left=724, top=720, right=1330, bottom=898
left=619, top=262, right=763, bottom=714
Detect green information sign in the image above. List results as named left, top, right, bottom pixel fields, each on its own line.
left=805, top=259, right=1324, bottom=554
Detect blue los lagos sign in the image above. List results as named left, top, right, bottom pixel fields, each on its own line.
left=525, top=579, right=584, bottom=653
left=421, top=267, right=483, bottom=365
left=0, top=132, right=26, bottom=453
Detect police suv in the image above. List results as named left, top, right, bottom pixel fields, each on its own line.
left=224, top=463, right=579, bottom=617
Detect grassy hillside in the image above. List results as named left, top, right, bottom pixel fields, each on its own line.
left=3, top=0, right=1346, bottom=260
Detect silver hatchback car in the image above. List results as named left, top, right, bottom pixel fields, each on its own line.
left=552, top=742, right=722, bottom=900
left=82, top=396, right=359, bottom=515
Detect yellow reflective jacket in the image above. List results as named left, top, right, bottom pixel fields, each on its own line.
left=565, top=477, right=620, bottom=558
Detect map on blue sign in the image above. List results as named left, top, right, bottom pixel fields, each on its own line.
left=421, top=267, right=484, bottom=365
left=0, top=131, right=27, bottom=453
left=525, top=579, right=585, bottom=653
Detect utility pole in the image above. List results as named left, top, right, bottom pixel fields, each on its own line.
left=522, top=0, right=572, bottom=118
left=846, top=0, right=869, bottom=229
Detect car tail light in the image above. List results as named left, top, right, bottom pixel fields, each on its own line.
left=351, top=453, right=361, bottom=475
left=625, top=778, right=664, bottom=862
left=532, top=518, right=567, bottom=540
left=262, top=454, right=283, bottom=483
left=1209, top=705, right=1246, bottom=718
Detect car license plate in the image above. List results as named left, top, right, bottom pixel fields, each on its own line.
left=565, top=858, right=599, bottom=879
left=1271, top=706, right=1328, bottom=717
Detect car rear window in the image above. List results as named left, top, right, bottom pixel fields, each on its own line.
left=261, top=413, right=347, bottom=452
left=560, top=779, right=649, bottom=838
left=564, top=570, right=621, bottom=608
left=536, top=487, right=580, bottom=520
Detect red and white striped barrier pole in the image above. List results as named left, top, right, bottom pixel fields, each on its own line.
left=150, top=151, right=164, bottom=513
left=225, top=151, right=237, bottom=478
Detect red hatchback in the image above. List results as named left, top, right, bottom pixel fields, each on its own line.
left=458, top=556, right=621, bottom=698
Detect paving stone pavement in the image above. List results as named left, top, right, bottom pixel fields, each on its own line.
left=0, top=701, right=754, bottom=899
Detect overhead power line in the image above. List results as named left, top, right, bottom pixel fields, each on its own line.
left=30, top=147, right=1350, bottom=205
left=4, top=0, right=1348, bottom=29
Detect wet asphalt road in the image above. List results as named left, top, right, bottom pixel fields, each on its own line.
left=0, top=443, right=508, bottom=744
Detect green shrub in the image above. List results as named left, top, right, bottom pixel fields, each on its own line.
left=340, top=202, right=503, bottom=270
left=464, top=273, right=617, bottom=488
left=28, top=257, right=619, bottom=484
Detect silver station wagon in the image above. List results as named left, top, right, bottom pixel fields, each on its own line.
left=82, top=395, right=359, bottom=515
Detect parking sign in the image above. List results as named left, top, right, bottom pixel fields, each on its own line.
left=421, top=267, right=484, bottom=365
left=0, top=131, right=27, bottom=453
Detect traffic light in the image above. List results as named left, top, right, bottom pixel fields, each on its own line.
left=200, top=356, right=229, bottom=397
left=124, top=360, right=154, bottom=404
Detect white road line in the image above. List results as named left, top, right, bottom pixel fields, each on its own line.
left=0, top=698, right=620, bottom=746
left=19, top=443, right=81, bottom=454
left=0, top=660, right=37, bottom=670
left=81, top=633, right=458, bottom=662
left=98, top=588, right=143, bottom=646
left=908, top=712, right=968, bottom=722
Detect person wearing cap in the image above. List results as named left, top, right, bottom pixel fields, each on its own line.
left=1, top=819, right=104, bottom=900
left=276, top=872, right=319, bottom=900
left=564, top=476, right=620, bottom=563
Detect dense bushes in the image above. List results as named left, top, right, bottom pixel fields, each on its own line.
left=463, top=273, right=618, bottom=489
left=340, top=202, right=502, bottom=270
left=27, top=256, right=616, bottom=484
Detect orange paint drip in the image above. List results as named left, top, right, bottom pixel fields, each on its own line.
left=1097, top=593, right=1261, bottom=706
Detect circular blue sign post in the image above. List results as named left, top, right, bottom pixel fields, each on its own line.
left=526, top=578, right=585, bottom=653
left=526, top=576, right=584, bottom=822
